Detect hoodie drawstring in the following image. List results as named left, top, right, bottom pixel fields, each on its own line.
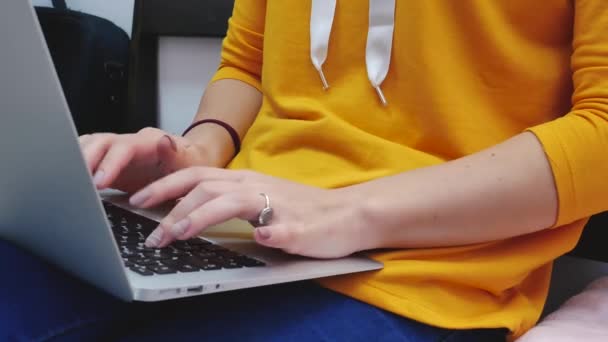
left=310, top=0, right=336, bottom=90
left=310, top=0, right=396, bottom=106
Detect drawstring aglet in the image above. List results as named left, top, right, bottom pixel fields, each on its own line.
left=317, top=68, right=330, bottom=90
left=374, top=86, right=388, bottom=106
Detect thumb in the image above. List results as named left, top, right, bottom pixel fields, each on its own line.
left=156, top=135, right=180, bottom=175
left=254, top=224, right=298, bottom=252
left=157, top=135, right=210, bottom=175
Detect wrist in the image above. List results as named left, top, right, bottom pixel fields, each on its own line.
left=341, top=177, right=428, bottom=251
left=334, top=186, right=388, bottom=252
left=182, top=121, right=240, bottom=168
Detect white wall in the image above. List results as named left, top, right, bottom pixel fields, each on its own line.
left=157, top=37, right=223, bottom=135
left=31, top=0, right=134, bottom=36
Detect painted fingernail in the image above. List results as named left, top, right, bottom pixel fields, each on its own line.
left=162, top=135, right=178, bottom=152
left=145, top=227, right=163, bottom=248
left=129, top=189, right=151, bottom=207
left=257, top=227, right=271, bottom=240
left=93, top=170, right=105, bottom=186
left=171, top=218, right=191, bottom=238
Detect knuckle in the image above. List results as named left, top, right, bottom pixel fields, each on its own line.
left=236, top=169, right=257, bottom=182
left=191, top=166, right=209, bottom=181
left=234, top=192, right=251, bottom=207
left=184, top=167, right=203, bottom=180
left=155, top=176, right=172, bottom=189
left=91, top=132, right=114, bottom=140
left=86, top=134, right=114, bottom=149
left=159, top=223, right=171, bottom=232
left=137, top=127, right=159, bottom=136
left=193, top=166, right=208, bottom=174
left=116, top=140, right=136, bottom=153
left=194, top=182, right=212, bottom=195
left=172, top=167, right=191, bottom=180
left=159, top=217, right=173, bottom=230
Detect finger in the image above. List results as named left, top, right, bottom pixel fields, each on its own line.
left=142, top=181, right=239, bottom=248
left=81, top=135, right=114, bottom=175
left=130, top=167, right=246, bottom=208
left=129, top=168, right=208, bottom=208
left=156, top=135, right=215, bottom=177
left=78, top=134, right=93, bottom=146
left=93, top=142, right=136, bottom=189
left=164, top=181, right=240, bottom=223
left=154, top=192, right=262, bottom=247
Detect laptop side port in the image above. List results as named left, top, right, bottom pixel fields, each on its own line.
left=186, top=286, right=204, bottom=293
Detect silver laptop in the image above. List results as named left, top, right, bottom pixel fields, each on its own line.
left=0, top=0, right=382, bottom=302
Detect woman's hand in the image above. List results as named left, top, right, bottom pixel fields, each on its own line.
left=79, top=127, right=211, bottom=193
left=129, top=167, right=372, bottom=259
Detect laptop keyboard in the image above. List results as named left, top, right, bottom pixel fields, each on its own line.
left=103, top=201, right=266, bottom=276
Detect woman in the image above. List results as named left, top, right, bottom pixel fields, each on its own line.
left=4, top=0, right=606, bottom=341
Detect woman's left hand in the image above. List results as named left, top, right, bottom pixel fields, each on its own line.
left=128, top=167, right=372, bottom=259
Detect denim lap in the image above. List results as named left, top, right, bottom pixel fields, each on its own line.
left=0, top=240, right=505, bottom=342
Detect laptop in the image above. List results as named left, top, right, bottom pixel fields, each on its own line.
left=0, top=0, right=382, bottom=302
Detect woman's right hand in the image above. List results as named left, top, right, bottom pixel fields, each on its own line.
left=79, top=127, right=212, bottom=194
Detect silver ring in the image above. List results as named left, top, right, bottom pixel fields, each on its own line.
left=250, top=193, right=273, bottom=227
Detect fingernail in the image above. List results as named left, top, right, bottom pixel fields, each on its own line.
left=171, top=218, right=190, bottom=238
left=93, top=170, right=105, bottom=186
left=129, top=189, right=151, bottom=207
left=145, top=227, right=163, bottom=248
left=162, top=135, right=178, bottom=152
left=257, top=227, right=271, bottom=240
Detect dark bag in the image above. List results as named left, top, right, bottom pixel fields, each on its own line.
left=35, top=0, right=129, bottom=134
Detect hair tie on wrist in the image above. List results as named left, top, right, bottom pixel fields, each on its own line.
left=181, top=119, right=241, bottom=158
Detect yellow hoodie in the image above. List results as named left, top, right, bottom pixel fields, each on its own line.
left=213, top=0, right=608, bottom=338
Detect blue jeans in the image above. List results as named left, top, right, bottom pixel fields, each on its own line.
left=0, top=240, right=506, bottom=342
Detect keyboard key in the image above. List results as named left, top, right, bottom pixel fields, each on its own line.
left=148, top=265, right=178, bottom=275
left=177, top=244, right=198, bottom=252
left=239, top=258, right=266, bottom=267
left=222, top=262, right=243, bottom=269
left=184, top=256, right=219, bottom=270
left=166, top=247, right=186, bottom=256
left=133, top=258, right=159, bottom=266
left=120, top=250, right=138, bottom=258
left=213, top=257, right=244, bottom=269
left=188, top=238, right=212, bottom=246
left=194, top=252, right=217, bottom=259
left=117, top=231, right=145, bottom=239
left=215, top=250, right=243, bottom=258
left=200, top=264, right=221, bottom=271
left=133, top=223, right=150, bottom=233
left=124, top=253, right=146, bottom=260
left=143, top=250, right=173, bottom=260
left=158, top=257, right=182, bottom=267
left=117, top=236, right=145, bottom=244
left=177, top=264, right=199, bottom=273
left=130, top=266, right=154, bottom=276
left=205, top=245, right=229, bottom=252
left=113, top=227, right=130, bottom=235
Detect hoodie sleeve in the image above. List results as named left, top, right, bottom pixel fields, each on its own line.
left=210, top=0, right=266, bottom=91
left=528, top=0, right=608, bottom=226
